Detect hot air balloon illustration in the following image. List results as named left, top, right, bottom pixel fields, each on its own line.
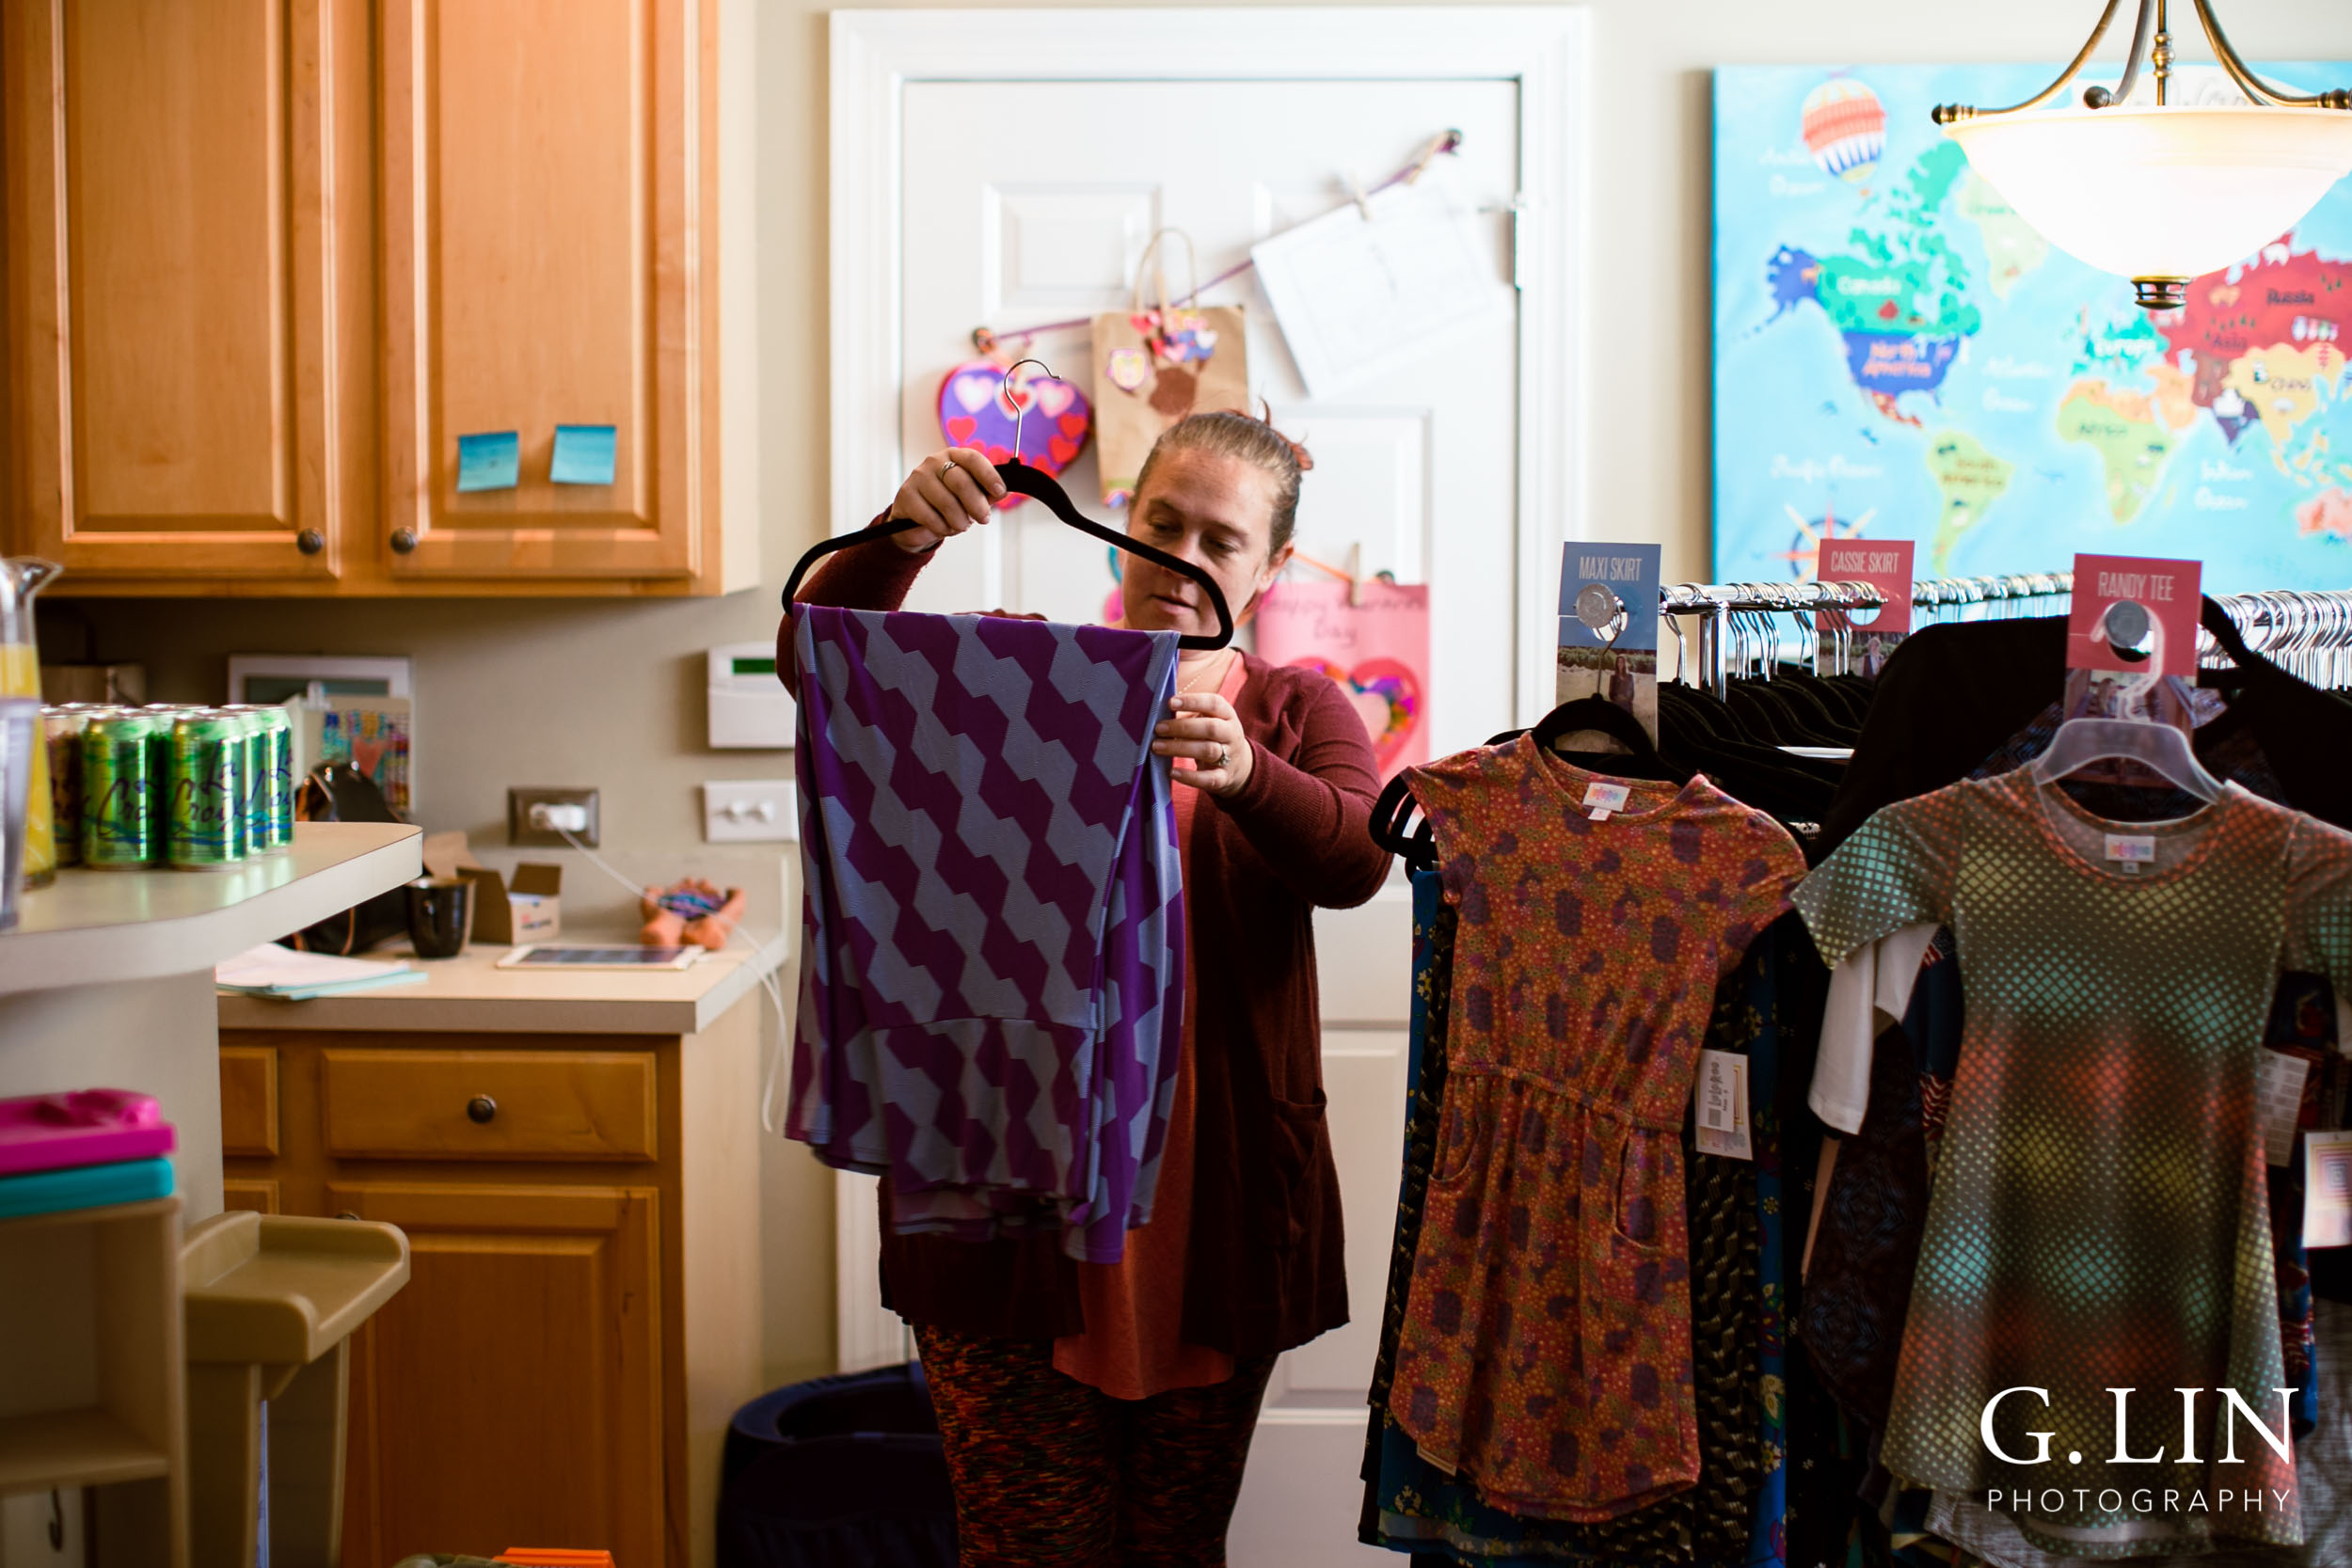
left=1801, top=77, right=1886, bottom=187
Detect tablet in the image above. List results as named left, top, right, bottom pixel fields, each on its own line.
left=495, top=945, right=706, bottom=971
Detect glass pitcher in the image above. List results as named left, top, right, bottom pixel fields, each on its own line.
left=0, top=560, right=61, bottom=886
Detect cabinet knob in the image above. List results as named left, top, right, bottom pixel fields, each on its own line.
left=466, top=1094, right=498, bottom=1124
left=389, top=528, right=418, bottom=554
left=296, top=529, right=325, bottom=555
left=336, top=1211, right=361, bottom=1222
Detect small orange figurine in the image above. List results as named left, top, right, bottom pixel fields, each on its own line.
left=640, top=877, right=747, bottom=951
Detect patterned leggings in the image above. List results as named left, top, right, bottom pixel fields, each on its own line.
left=914, top=1325, right=1277, bottom=1567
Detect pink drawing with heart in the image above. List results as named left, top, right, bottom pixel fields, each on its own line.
left=1294, top=656, right=1422, bottom=772
left=933, top=359, right=1094, bottom=504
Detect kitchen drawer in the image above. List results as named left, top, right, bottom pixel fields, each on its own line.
left=220, top=1046, right=280, bottom=1156
left=321, top=1049, right=658, bottom=1161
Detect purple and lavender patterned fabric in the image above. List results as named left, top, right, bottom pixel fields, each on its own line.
left=785, top=605, right=1184, bottom=1264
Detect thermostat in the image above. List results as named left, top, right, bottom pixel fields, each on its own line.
left=707, top=641, right=796, bottom=749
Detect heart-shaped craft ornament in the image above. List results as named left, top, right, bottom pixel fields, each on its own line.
left=934, top=359, right=1093, bottom=504
left=1104, top=347, right=1151, bottom=394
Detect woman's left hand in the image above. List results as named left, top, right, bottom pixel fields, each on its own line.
left=1155, top=692, right=1254, bottom=798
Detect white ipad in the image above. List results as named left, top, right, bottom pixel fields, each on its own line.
left=495, top=944, right=706, bottom=971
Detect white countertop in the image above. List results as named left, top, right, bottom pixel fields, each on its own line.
left=0, top=824, right=422, bottom=997
left=215, top=929, right=792, bottom=1037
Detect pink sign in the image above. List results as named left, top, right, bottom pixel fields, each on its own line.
left=1254, top=578, right=1430, bottom=780
left=2067, top=554, right=2201, bottom=678
left=1818, top=538, right=1915, bottom=634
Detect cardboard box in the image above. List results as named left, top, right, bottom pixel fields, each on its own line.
left=421, top=832, right=563, bottom=945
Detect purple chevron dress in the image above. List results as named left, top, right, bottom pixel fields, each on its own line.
left=785, top=605, right=1185, bottom=1264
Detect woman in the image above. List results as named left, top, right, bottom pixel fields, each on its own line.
left=779, top=411, right=1391, bottom=1565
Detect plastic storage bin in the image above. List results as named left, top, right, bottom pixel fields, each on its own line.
left=717, top=1363, right=956, bottom=1568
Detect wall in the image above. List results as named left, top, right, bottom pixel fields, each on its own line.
left=38, top=0, right=2352, bottom=1385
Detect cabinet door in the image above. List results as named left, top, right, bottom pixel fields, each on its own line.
left=0, top=0, right=371, bottom=580
left=329, top=1181, right=663, bottom=1567
left=378, top=0, right=711, bottom=581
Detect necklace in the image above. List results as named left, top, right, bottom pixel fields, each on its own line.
left=1177, top=649, right=1234, bottom=695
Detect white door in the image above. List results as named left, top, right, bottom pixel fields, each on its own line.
left=827, top=13, right=1590, bottom=1563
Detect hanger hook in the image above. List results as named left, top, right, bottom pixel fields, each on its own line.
left=999, top=358, right=1055, bottom=464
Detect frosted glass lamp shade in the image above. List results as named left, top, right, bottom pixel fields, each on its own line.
left=1946, top=105, right=2352, bottom=306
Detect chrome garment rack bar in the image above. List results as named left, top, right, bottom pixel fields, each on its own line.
left=2203, top=590, right=2352, bottom=689
left=1661, top=573, right=2074, bottom=699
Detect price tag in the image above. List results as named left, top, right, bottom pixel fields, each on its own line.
left=2105, top=834, right=2157, bottom=875
left=1582, top=781, right=1630, bottom=821
left=2258, top=1051, right=2312, bottom=1167
left=1692, top=1048, right=1752, bottom=1160
left=2306, top=1131, right=2352, bottom=1248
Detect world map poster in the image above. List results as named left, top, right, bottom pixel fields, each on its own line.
left=1713, top=65, right=2352, bottom=594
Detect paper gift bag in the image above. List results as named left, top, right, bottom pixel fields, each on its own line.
left=1253, top=577, right=1430, bottom=780
left=1091, top=230, right=1248, bottom=505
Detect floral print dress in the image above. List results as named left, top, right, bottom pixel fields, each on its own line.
left=1392, top=737, right=1804, bottom=1520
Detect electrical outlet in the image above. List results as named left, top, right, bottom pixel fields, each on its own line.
left=509, top=786, right=601, bottom=847
left=703, top=780, right=796, bottom=843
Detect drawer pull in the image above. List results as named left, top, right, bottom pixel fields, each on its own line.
left=296, top=528, right=326, bottom=555
left=390, top=528, right=419, bottom=554
left=467, top=1095, right=498, bottom=1124
left=336, top=1211, right=361, bottom=1221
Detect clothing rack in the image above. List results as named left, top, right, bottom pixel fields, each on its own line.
left=2201, top=589, right=2352, bottom=688
left=1660, top=572, right=2074, bottom=699
left=1656, top=575, right=2352, bottom=697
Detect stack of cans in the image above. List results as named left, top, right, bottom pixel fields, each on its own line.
left=47, top=703, right=294, bottom=871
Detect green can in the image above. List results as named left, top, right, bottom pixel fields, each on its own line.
left=81, top=712, right=164, bottom=869
left=167, top=714, right=245, bottom=869
left=242, top=705, right=294, bottom=850
left=40, top=708, right=88, bottom=868
left=215, top=707, right=268, bottom=857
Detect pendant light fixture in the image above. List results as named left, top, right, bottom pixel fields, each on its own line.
left=1935, top=0, right=2352, bottom=309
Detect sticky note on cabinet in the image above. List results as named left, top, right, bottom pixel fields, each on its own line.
left=550, top=423, right=618, bottom=485
left=455, top=431, right=520, bottom=493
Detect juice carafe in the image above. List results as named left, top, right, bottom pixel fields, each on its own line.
left=0, top=561, right=61, bottom=886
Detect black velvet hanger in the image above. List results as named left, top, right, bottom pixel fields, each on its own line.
left=779, top=463, right=1236, bottom=651
left=1522, top=696, right=1692, bottom=784
left=780, top=360, right=1236, bottom=651
left=1370, top=773, right=1436, bottom=867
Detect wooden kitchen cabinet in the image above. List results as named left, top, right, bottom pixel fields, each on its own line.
left=0, top=0, right=752, bottom=597
left=0, top=0, right=373, bottom=585
left=220, top=993, right=766, bottom=1567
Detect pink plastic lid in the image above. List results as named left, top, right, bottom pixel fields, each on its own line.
left=0, top=1089, right=177, bottom=1178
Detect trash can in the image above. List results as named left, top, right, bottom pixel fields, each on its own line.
left=717, top=1363, right=957, bottom=1568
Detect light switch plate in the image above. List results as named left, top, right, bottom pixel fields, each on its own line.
left=702, top=779, right=797, bottom=843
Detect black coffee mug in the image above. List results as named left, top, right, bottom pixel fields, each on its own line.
left=405, top=877, right=474, bottom=958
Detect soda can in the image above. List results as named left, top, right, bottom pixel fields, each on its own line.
left=216, top=707, right=269, bottom=857
left=257, top=706, right=294, bottom=849
left=40, top=708, right=88, bottom=867
left=81, top=712, right=163, bottom=869
left=167, top=714, right=245, bottom=869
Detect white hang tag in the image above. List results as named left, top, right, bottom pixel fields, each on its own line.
left=2105, top=833, right=2156, bottom=875
left=1583, top=781, right=1631, bottom=822
left=1692, top=1048, right=1753, bottom=1161
left=2258, top=1051, right=2312, bottom=1167
left=2306, top=1131, right=2352, bottom=1248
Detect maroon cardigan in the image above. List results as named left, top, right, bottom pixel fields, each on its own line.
left=777, top=523, right=1391, bottom=1359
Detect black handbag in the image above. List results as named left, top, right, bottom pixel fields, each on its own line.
left=285, top=761, right=409, bottom=956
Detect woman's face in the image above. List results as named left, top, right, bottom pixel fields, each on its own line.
left=1120, top=448, right=1293, bottom=641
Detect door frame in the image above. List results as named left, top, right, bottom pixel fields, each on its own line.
left=826, top=4, right=1592, bottom=1373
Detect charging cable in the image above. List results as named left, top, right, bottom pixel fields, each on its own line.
left=536, top=815, right=796, bottom=1133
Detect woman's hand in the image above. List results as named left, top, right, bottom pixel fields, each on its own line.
left=1155, top=692, right=1254, bottom=798
left=888, top=449, right=1007, bottom=553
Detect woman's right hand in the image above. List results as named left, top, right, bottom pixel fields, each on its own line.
left=888, top=449, right=1007, bottom=553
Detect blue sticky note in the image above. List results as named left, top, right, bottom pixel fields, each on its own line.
left=550, top=423, right=618, bottom=485
left=455, top=431, right=520, bottom=493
